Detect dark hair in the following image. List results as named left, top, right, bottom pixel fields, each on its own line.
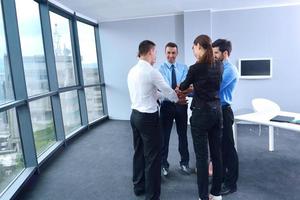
left=193, top=35, right=213, bottom=65
left=165, top=42, right=178, bottom=50
left=138, top=40, right=156, bottom=57
left=212, top=39, right=232, bottom=56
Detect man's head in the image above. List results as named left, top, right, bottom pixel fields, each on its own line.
left=138, top=40, right=156, bottom=65
left=165, top=42, right=178, bottom=64
left=212, top=39, right=232, bottom=62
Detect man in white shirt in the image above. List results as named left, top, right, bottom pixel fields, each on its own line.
left=128, top=40, right=179, bottom=200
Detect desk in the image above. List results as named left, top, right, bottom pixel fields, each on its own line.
left=234, top=111, right=300, bottom=151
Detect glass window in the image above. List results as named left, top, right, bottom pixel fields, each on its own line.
left=15, top=0, right=49, bottom=96
left=77, top=22, right=100, bottom=85
left=0, top=2, right=14, bottom=105
left=0, top=109, right=24, bottom=193
left=85, top=86, right=104, bottom=122
left=60, top=91, right=81, bottom=136
left=29, top=98, right=56, bottom=156
left=50, top=12, right=76, bottom=88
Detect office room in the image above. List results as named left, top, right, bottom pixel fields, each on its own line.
left=0, top=0, right=300, bottom=200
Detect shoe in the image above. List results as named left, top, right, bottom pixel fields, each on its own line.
left=209, top=194, right=222, bottom=200
left=134, top=189, right=145, bottom=196
left=162, top=167, right=169, bottom=176
left=179, top=165, right=192, bottom=175
left=219, top=185, right=237, bottom=195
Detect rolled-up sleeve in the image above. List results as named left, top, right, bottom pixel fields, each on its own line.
left=151, top=69, right=178, bottom=103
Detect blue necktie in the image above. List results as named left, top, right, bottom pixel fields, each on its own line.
left=171, top=64, right=176, bottom=89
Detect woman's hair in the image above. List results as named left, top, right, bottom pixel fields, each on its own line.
left=193, top=35, right=214, bottom=65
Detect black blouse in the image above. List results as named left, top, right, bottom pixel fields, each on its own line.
left=179, top=61, right=223, bottom=109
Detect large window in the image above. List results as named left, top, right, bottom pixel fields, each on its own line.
left=50, top=12, right=77, bottom=88
left=0, top=109, right=24, bottom=193
left=29, top=98, right=56, bottom=156
left=60, top=91, right=81, bottom=136
left=0, top=2, right=14, bottom=105
left=85, top=86, right=103, bottom=122
left=16, top=0, right=49, bottom=96
left=0, top=0, right=106, bottom=198
left=77, top=22, right=100, bottom=85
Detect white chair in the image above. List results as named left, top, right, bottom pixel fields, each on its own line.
left=252, top=98, right=280, bottom=135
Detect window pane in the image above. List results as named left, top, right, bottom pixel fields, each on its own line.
left=0, top=109, right=24, bottom=193
left=16, top=0, right=49, bottom=96
left=0, top=2, right=14, bottom=105
left=77, top=22, right=100, bottom=85
left=50, top=12, right=76, bottom=88
left=85, top=86, right=104, bottom=122
left=29, top=98, right=56, bottom=156
left=60, top=91, right=81, bottom=136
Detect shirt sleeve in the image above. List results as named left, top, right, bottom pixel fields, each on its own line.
left=151, top=69, right=178, bottom=102
left=220, top=67, right=237, bottom=91
left=179, top=64, right=188, bottom=83
left=179, top=66, right=194, bottom=91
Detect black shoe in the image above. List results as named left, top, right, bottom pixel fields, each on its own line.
left=134, top=189, right=145, bottom=196
left=179, top=165, right=192, bottom=175
left=220, top=185, right=237, bottom=195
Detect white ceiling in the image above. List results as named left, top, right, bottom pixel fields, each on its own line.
left=54, top=0, right=300, bottom=22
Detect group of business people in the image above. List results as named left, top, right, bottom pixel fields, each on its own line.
left=127, top=35, right=239, bottom=200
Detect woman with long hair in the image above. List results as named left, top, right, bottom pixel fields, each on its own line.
left=179, top=35, right=223, bottom=200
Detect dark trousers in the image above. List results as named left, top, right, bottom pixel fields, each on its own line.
left=130, top=109, right=161, bottom=200
left=222, top=106, right=239, bottom=189
left=190, top=107, right=223, bottom=200
left=160, top=101, right=189, bottom=168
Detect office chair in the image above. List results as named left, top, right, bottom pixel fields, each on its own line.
left=252, top=98, right=280, bottom=135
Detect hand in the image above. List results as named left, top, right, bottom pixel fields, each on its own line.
left=181, top=85, right=193, bottom=95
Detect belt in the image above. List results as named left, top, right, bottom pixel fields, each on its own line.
left=222, top=104, right=231, bottom=109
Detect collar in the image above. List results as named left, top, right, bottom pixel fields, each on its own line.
left=139, top=59, right=152, bottom=67
left=165, top=61, right=177, bottom=69
left=222, top=59, right=230, bottom=65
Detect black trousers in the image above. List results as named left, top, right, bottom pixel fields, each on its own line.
left=160, top=101, right=189, bottom=168
left=130, top=109, right=161, bottom=200
left=190, top=107, right=223, bottom=200
left=222, top=106, right=239, bottom=189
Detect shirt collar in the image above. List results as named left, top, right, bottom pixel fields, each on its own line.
left=139, top=59, right=152, bottom=67
left=165, top=61, right=177, bottom=69
left=222, top=59, right=230, bottom=65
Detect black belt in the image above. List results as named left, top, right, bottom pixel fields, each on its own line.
left=222, top=104, right=231, bottom=109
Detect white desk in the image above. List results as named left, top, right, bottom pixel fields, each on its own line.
left=234, top=111, right=300, bottom=151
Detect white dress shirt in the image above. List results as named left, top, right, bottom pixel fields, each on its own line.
left=128, top=59, right=178, bottom=113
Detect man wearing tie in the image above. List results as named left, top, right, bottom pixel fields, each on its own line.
left=159, top=42, right=191, bottom=176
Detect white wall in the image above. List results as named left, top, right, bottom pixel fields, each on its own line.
left=100, top=5, right=300, bottom=120
left=99, top=15, right=184, bottom=119
left=212, top=5, right=300, bottom=114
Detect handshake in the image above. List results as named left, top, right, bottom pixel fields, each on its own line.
left=174, top=85, right=193, bottom=105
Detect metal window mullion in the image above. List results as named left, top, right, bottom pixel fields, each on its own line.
left=72, top=16, right=88, bottom=126
left=2, top=0, right=37, bottom=167
left=39, top=1, right=65, bottom=141
left=94, top=26, right=108, bottom=116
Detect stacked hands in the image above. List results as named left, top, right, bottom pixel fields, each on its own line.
left=175, top=85, right=193, bottom=105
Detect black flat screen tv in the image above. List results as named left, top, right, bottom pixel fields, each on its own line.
left=239, top=58, right=272, bottom=79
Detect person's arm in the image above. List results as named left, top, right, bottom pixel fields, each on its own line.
left=179, top=66, right=194, bottom=91
left=151, top=69, right=178, bottom=103
left=220, top=67, right=237, bottom=91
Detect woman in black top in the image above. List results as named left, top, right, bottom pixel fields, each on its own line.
left=179, top=35, right=223, bottom=200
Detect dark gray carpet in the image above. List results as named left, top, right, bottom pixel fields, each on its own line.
left=16, top=120, right=300, bottom=200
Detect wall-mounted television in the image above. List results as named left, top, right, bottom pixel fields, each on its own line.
left=238, top=58, right=272, bottom=79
